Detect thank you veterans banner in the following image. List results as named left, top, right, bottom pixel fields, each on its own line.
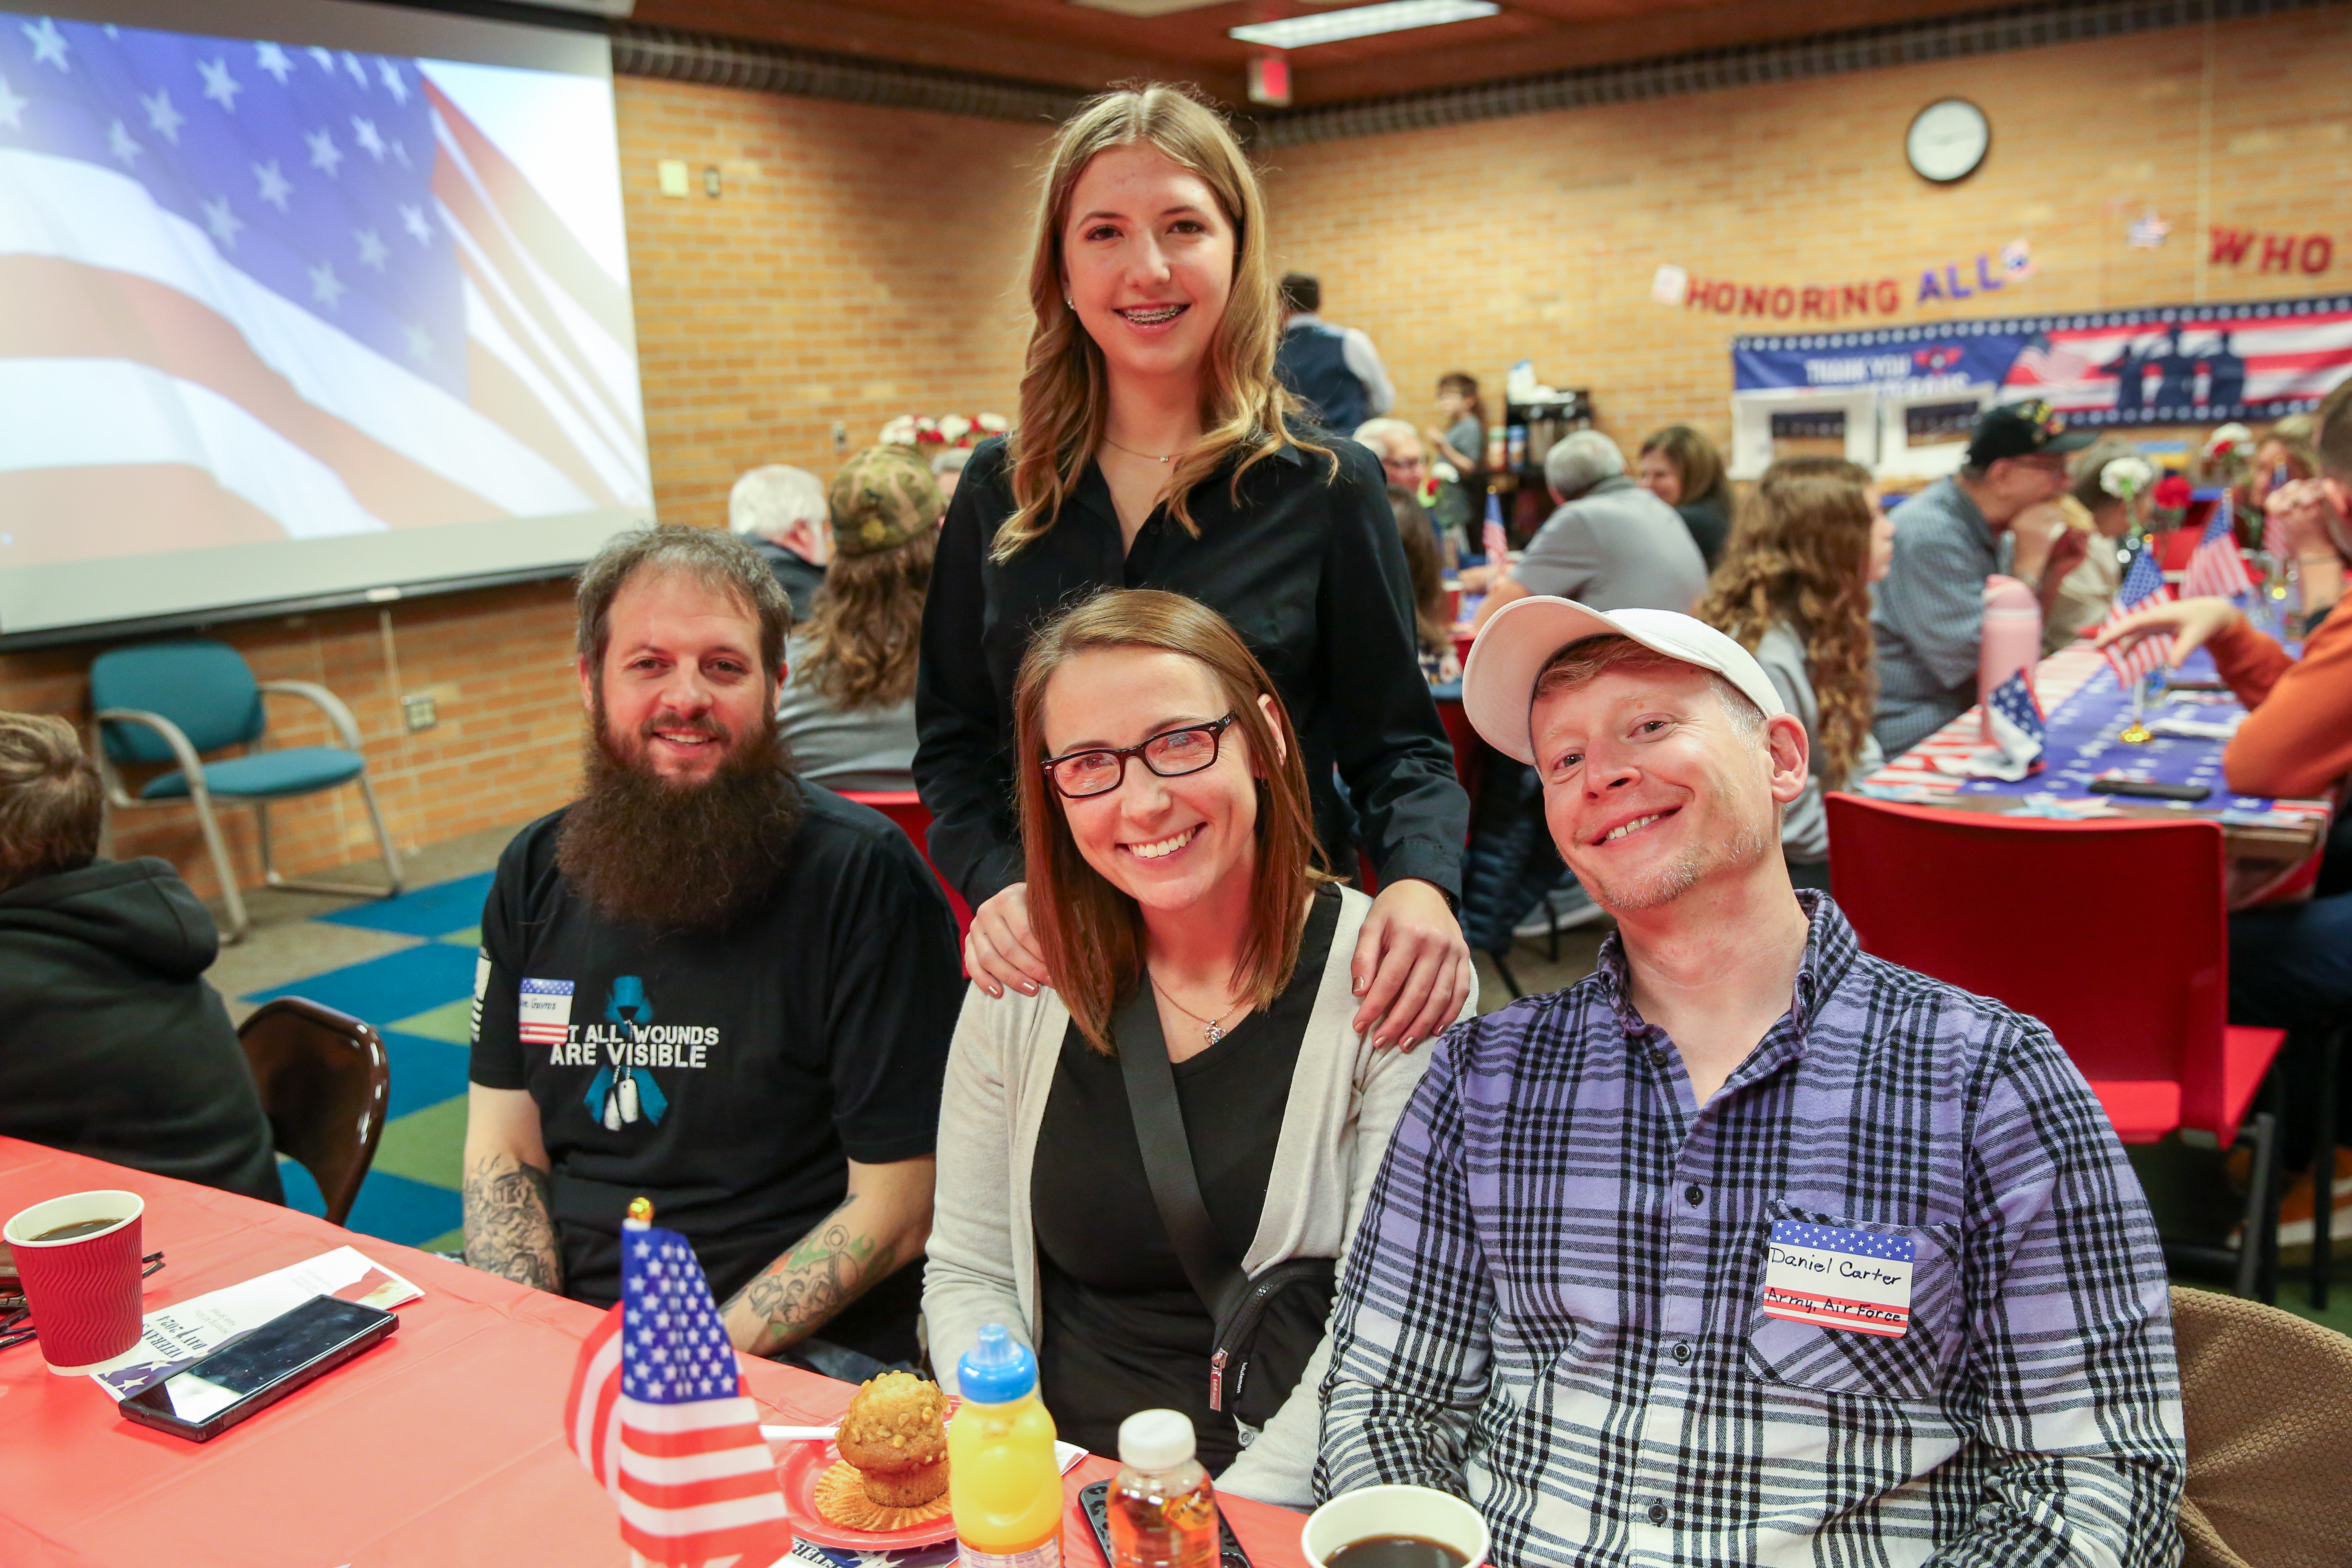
left=1733, top=294, right=2352, bottom=427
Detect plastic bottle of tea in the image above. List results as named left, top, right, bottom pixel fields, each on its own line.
left=1108, top=1409, right=1216, bottom=1568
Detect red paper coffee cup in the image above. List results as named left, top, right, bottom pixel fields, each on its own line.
left=4, top=1191, right=146, bottom=1375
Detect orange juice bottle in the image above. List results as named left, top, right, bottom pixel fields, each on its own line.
left=949, top=1324, right=1062, bottom=1568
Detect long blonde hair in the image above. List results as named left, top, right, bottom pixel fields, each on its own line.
left=995, top=84, right=1323, bottom=562
left=1695, top=457, right=1879, bottom=789
left=1013, top=590, right=1331, bottom=1054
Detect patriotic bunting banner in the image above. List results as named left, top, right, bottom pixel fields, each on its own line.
left=1733, top=294, right=2352, bottom=428
left=0, top=10, right=648, bottom=569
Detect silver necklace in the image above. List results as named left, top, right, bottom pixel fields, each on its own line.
left=1149, top=973, right=1245, bottom=1045
left=1102, top=433, right=1187, bottom=464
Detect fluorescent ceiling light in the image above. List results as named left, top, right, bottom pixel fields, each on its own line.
left=1069, top=0, right=1229, bottom=16
left=1229, top=0, right=1499, bottom=50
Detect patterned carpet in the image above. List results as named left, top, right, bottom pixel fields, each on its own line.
left=246, top=871, right=491, bottom=1252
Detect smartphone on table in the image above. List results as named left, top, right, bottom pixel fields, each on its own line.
left=118, top=1294, right=398, bottom=1442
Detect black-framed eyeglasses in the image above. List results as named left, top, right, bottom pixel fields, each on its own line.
left=1040, top=714, right=1237, bottom=799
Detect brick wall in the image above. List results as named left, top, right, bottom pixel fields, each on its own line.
left=1260, top=9, right=2352, bottom=460
left=6, top=15, right=2345, bottom=899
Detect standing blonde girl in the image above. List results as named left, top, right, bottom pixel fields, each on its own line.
left=915, top=86, right=1470, bottom=1051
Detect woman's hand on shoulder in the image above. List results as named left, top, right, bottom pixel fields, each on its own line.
left=1350, top=878, right=1473, bottom=1052
left=964, top=882, right=1051, bottom=1000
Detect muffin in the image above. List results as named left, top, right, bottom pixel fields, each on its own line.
left=834, top=1371, right=950, bottom=1508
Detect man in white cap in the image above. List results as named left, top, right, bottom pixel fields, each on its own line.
left=1317, top=597, right=2183, bottom=1566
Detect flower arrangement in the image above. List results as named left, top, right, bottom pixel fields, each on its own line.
left=2099, top=456, right=2156, bottom=501
left=2150, top=471, right=2195, bottom=527
left=878, top=413, right=1009, bottom=451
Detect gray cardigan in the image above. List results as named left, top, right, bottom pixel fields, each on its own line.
left=922, top=885, right=1463, bottom=1507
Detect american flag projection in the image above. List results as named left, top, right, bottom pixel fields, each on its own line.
left=2185, top=494, right=2258, bottom=600
left=2096, top=544, right=2177, bottom=689
left=566, top=1218, right=795, bottom=1568
left=0, top=12, right=647, bottom=568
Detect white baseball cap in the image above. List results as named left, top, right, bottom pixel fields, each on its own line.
left=1461, top=597, right=1787, bottom=764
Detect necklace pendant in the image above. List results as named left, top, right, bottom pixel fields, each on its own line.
left=1202, top=1020, right=1225, bottom=1045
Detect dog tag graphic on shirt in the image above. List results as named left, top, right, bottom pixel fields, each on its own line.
left=1761, top=1221, right=1914, bottom=1338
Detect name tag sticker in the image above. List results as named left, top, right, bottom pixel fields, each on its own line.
left=1761, top=1221, right=1915, bottom=1338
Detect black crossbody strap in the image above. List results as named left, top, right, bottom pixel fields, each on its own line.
left=1113, top=987, right=1248, bottom=1327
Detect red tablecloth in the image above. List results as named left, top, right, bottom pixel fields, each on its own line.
left=0, top=1140, right=1309, bottom=1568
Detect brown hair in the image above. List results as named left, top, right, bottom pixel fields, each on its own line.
left=1638, top=424, right=1728, bottom=507
left=1388, top=485, right=1450, bottom=661
left=1437, top=372, right=1487, bottom=431
left=0, top=711, right=102, bottom=891
left=1012, top=589, right=1330, bottom=1054
left=1694, top=456, right=1876, bottom=787
left=798, top=528, right=938, bottom=711
left=576, top=525, right=792, bottom=688
left=2068, top=436, right=2149, bottom=515
left=996, top=85, right=1327, bottom=562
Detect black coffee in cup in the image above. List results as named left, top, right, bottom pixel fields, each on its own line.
left=30, top=1218, right=121, bottom=1242
left=1326, top=1537, right=1468, bottom=1568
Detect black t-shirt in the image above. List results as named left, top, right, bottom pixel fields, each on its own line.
left=1029, top=889, right=1340, bottom=1466
left=469, top=782, right=960, bottom=1357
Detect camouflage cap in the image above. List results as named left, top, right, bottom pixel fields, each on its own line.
left=828, top=445, right=945, bottom=557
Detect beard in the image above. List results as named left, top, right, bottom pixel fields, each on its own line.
left=1574, top=819, right=1778, bottom=913
left=555, top=700, right=803, bottom=935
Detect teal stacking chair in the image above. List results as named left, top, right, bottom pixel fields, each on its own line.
left=88, top=640, right=403, bottom=941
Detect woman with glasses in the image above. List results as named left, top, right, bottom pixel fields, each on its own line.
left=914, top=85, right=1471, bottom=1058
left=924, top=589, right=1462, bottom=1507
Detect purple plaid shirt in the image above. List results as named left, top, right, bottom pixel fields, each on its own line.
left=1318, top=894, right=2183, bottom=1566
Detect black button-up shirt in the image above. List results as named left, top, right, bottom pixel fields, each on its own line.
left=914, top=433, right=1468, bottom=906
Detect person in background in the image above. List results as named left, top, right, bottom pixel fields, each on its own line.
left=925, top=590, right=1460, bottom=1506
left=1388, top=483, right=1460, bottom=685
left=1635, top=424, right=1735, bottom=570
left=1695, top=456, right=1891, bottom=890
left=1319, top=598, right=2186, bottom=1564
left=1466, top=430, right=1706, bottom=628
left=1423, top=372, right=1487, bottom=556
left=729, top=463, right=833, bottom=623
left=1871, top=401, right=2092, bottom=756
left=1424, top=371, right=1487, bottom=482
left=0, top=711, right=282, bottom=1203
left=775, top=447, right=943, bottom=792
left=915, top=85, right=1471, bottom=1057
left=465, top=526, right=959, bottom=1376
left=2096, top=377, right=2352, bottom=1243
left=2023, top=438, right=2153, bottom=650
left=1356, top=419, right=1455, bottom=570
left=2250, top=417, right=2319, bottom=522
left=1273, top=271, right=1394, bottom=435
left=931, top=446, right=973, bottom=503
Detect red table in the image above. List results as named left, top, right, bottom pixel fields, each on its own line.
left=0, top=1140, right=1311, bottom=1568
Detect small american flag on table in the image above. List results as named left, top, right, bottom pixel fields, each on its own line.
left=2096, top=543, right=2176, bottom=689
left=2185, top=494, right=2256, bottom=600
left=1481, top=491, right=1508, bottom=567
left=565, top=1213, right=793, bottom=1568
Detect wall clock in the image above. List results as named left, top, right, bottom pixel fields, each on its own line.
left=1906, top=99, right=1990, bottom=184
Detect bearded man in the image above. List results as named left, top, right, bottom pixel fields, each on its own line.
left=463, top=525, right=959, bottom=1376
left=1318, top=597, right=2184, bottom=1566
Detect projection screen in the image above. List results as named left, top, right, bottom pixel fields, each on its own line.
left=0, top=0, right=650, bottom=645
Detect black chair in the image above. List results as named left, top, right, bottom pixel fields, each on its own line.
left=238, top=998, right=390, bottom=1227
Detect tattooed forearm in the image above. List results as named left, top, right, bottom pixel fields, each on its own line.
left=723, top=1200, right=899, bottom=1358
left=463, top=1154, right=561, bottom=1292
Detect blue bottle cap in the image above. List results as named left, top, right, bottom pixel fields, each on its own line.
left=957, top=1323, right=1038, bottom=1405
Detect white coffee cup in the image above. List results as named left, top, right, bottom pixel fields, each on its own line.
left=1301, top=1484, right=1490, bottom=1568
